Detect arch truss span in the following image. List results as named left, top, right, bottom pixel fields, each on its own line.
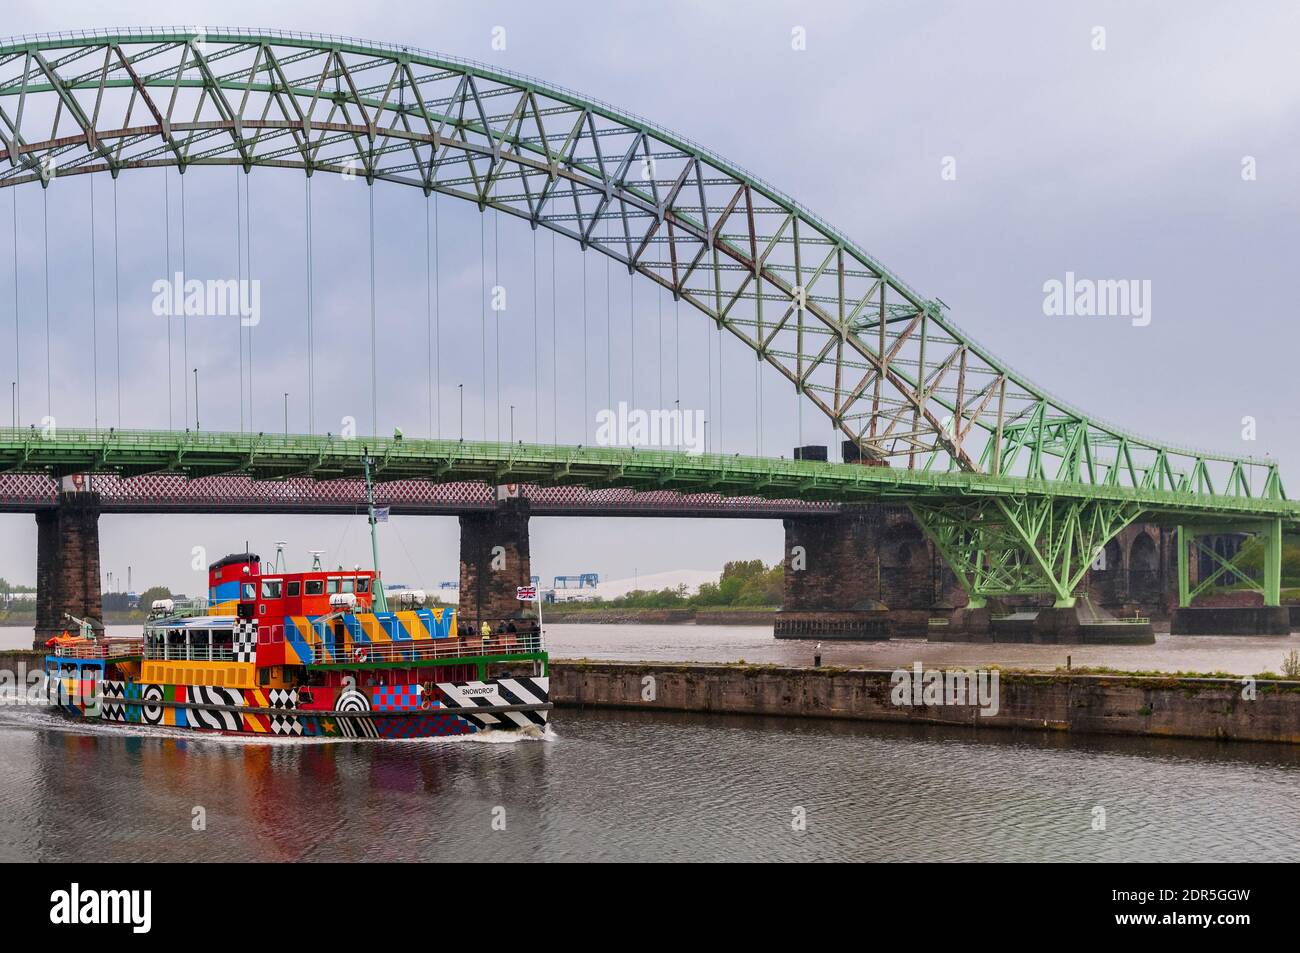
left=0, top=27, right=1281, bottom=503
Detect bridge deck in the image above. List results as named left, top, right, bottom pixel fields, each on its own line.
left=0, top=429, right=1294, bottom=526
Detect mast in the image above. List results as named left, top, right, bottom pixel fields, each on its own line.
left=363, top=449, right=390, bottom=613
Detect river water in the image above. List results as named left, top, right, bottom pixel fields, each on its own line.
left=1, top=623, right=1298, bottom=861
left=7, top=622, right=1300, bottom=675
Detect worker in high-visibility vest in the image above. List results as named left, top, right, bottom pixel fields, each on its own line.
left=480, top=620, right=491, bottom=639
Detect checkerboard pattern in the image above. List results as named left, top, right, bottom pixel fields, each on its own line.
left=233, top=620, right=258, bottom=663
left=376, top=713, right=477, bottom=739
left=370, top=684, right=423, bottom=712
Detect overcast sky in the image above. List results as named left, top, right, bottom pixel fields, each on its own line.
left=1, top=1, right=1297, bottom=595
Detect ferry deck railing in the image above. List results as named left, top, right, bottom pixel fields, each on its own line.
left=304, top=632, right=545, bottom=665
left=128, top=631, right=545, bottom=664
left=52, top=639, right=145, bottom=659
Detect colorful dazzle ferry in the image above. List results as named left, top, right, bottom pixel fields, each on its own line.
left=44, top=552, right=550, bottom=739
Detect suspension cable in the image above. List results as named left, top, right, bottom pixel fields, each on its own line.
left=480, top=212, right=487, bottom=441
left=532, top=224, right=539, bottom=441
left=582, top=246, right=588, bottom=442
left=164, top=170, right=173, bottom=429
left=675, top=292, right=680, bottom=420
left=368, top=181, right=378, bottom=437
left=305, top=176, right=314, bottom=434
left=434, top=192, right=441, bottom=439
left=629, top=262, right=635, bottom=410
left=494, top=212, right=501, bottom=442
left=181, top=171, right=189, bottom=428
left=657, top=240, right=663, bottom=411
left=42, top=187, right=50, bottom=420
left=425, top=194, right=432, bottom=438
left=11, top=190, right=19, bottom=426
left=551, top=228, right=557, bottom=444
left=718, top=324, right=723, bottom=453
left=90, top=174, right=98, bottom=429
left=246, top=170, right=254, bottom=428
left=113, top=177, right=121, bottom=428
left=605, top=228, right=611, bottom=417
left=706, top=298, right=712, bottom=453
left=236, top=168, right=244, bottom=432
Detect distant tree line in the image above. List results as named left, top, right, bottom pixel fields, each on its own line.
left=572, top=559, right=783, bottom=609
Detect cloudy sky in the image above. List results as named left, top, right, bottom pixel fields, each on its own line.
left=1, top=1, right=1297, bottom=595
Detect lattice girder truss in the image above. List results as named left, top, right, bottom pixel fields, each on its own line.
left=910, top=496, right=1144, bottom=607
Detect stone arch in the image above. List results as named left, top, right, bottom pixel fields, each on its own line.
left=1128, top=531, right=1160, bottom=603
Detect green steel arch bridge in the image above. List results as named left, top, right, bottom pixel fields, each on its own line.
left=0, top=27, right=1291, bottom=611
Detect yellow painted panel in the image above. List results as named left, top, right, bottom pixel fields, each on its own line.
left=142, top=660, right=257, bottom=690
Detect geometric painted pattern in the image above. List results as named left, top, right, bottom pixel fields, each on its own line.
left=233, top=620, right=258, bottom=663
left=370, top=685, right=423, bottom=712
left=69, top=676, right=545, bottom=740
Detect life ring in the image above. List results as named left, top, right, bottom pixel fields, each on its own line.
left=353, top=646, right=368, bottom=663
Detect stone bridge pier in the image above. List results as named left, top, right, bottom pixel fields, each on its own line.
left=34, top=492, right=104, bottom=647
left=775, top=504, right=963, bottom=640
left=458, top=495, right=533, bottom=633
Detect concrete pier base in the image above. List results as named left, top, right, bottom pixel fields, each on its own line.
left=932, top=605, right=1155, bottom=644
left=1170, top=606, right=1291, bottom=636
left=773, top=608, right=891, bottom=641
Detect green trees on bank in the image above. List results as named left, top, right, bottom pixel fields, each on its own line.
left=573, top=559, right=784, bottom=609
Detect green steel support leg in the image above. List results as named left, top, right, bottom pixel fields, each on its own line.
left=909, top=498, right=1139, bottom=609
left=1264, top=517, right=1282, bottom=607
left=1177, top=525, right=1191, bottom=609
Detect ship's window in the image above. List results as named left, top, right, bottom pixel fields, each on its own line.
left=342, top=578, right=355, bottom=593
left=306, top=579, right=324, bottom=596
left=286, top=581, right=301, bottom=597
left=261, top=580, right=283, bottom=599
left=327, top=578, right=340, bottom=594
left=357, top=578, right=370, bottom=593
left=259, top=668, right=270, bottom=686
left=242, top=582, right=256, bottom=600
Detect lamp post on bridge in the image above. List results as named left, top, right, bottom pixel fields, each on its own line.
left=193, top=368, right=200, bottom=431
left=283, top=392, right=289, bottom=436
left=458, top=384, right=464, bottom=441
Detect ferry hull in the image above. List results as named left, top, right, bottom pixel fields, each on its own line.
left=47, top=673, right=550, bottom=740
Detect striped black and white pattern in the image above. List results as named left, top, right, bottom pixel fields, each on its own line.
left=186, top=685, right=243, bottom=732
left=336, top=688, right=371, bottom=713
left=337, top=715, right=380, bottom=739
left=434, top=677, right=550, bottom=729
left=333, top=688, right=377, bottom=737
